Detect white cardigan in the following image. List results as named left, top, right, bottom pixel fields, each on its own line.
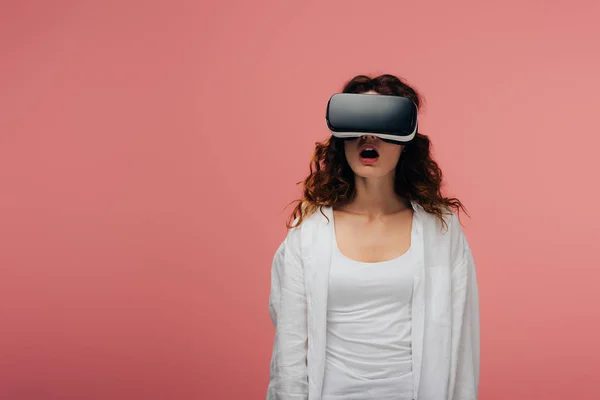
left=267, top=203, right=480, bottom=400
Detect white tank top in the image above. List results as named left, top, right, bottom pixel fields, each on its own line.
left=322, top=229, right=417, bottom=400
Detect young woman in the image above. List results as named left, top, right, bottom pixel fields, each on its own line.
left=267, top=74, right=480, bottom=400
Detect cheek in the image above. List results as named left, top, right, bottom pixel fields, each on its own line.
left=344, top=141, right=358, bottom=160
left=380, top=145, right=403, bottom=165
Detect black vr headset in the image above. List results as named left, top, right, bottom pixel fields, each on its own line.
left=326, top=93, right=418, bottom=144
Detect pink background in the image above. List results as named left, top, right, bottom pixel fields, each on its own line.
left=1, top=0, right=599, bottom=399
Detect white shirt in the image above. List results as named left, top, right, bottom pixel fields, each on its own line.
left=267, top=203, right=480, bottom=400
left=322, top=236, right=416, bottom=400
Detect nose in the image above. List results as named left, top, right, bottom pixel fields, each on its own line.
left=360, top=134, right=377, bottom=141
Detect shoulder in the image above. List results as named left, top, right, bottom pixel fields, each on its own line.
left=413, top=203, right=459, bottom=233
left=278, top=205, right=331, bottom=258
left=414, top=203, right=470, bottom=265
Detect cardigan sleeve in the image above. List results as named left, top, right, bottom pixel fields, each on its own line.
left=448, top=214, right=481, bottom=400
left=266, top=229, right=309, bottom=400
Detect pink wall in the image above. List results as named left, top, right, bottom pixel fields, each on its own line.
left=1, top=1, right=599, bottom=399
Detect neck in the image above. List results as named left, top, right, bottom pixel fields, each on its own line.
left=342, top=173, right=409, bottom=217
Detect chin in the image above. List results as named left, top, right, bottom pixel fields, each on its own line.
left=353, top=166, right=392, bottom=179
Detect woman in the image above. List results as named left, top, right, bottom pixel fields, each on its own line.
left=267, top=74, right=480, bottom=400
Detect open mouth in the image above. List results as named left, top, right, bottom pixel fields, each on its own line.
left=359, top=148, right=379, bottom=159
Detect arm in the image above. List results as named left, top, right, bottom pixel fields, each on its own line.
left=451, top=245, right=481, bottom=400
left=266, top=231, right=309, bottom=400
left=444, top=211, right=480, bottom=400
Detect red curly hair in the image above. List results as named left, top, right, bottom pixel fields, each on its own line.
left=286, top=74, right=466, bottom=229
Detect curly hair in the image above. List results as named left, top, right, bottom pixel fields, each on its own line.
left=286, top=74, right=466, bottom=230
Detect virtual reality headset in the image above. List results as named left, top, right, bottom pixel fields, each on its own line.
left=326, top=93, right=418, bottom=144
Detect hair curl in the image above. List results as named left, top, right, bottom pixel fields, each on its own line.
left=286, top=74, right=466, bottom=230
